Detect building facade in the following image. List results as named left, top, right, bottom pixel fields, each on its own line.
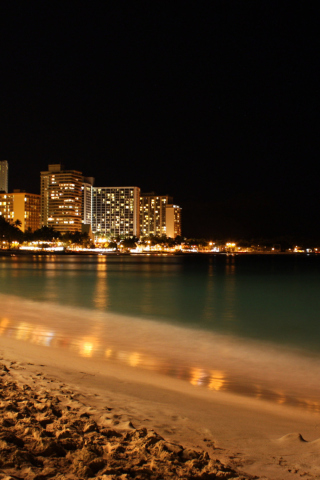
left=92, top=186, right=140, bottom=237
left=140, top=193, right=173, bottom=237
left=0, top=191, right=41, bottom=232
left=81, top=177, right=94, bottom=226
left=0, top=160, right=8, bottom=193
left=40, top=164, right=83, bottom=233
left=165, top=204, right=182, bottom=238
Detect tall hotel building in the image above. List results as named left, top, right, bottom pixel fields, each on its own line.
left=165, top=203, right=182, bottom=238
left=140, top=193, right=173, bottom=236
left=0, top=190, right=41, bottom=232
left=91, top=186, right=140, bottom=237
left=0, top=160, right=8, bottom=193
left=140, top=193, right=182, bottom=238
left=40, top=164, right=83, bottom=233
left=82, top=177, right=94, bottom=226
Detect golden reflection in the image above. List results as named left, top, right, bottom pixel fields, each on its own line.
left=128, top=352, right=141, bottom=367
left=78, top=337, right=100, bottom=358
left=30, top=326, right=55, bottom=347
left=105, top=348, right=113, bottom=358
left=16, top=322, right=33, bottom=341
left=80, top=342, right=94, bottom=357
left=190, top=367, right=207, bottom=387
left=0, top=318, right=55, bottom=347
left=208, top=370, right=225, bottom=391
left=0, top=318, right=10, bottom=335
left=1, top=316, right=320, bottom=414
left=46, top=263, right=57, bottom=276
left=114, top=350, right=142, bottom=368
left=94, top=265, right=108, bottom=310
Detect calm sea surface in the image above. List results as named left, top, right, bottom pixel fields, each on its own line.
left=1, top=253, right=320, bottom=410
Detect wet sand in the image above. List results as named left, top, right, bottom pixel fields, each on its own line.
left=1, top=336, right=320, bottom=479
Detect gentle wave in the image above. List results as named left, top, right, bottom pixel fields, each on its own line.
left=1, top=292, right=320, bottom=413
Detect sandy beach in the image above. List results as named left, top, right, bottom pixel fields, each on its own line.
left=1, top=335, right=320, bottom=480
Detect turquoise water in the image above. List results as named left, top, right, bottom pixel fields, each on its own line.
left=1, top=253, right=320, bottom=410
left=1, top=253, right=320, bottom=352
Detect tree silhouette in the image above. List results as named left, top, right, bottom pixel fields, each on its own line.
left=0, top=216, right=23, bottom=248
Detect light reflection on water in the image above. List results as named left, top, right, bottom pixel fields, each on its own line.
left=2, top=255, right=320, bottom=414
left=94, top=262, right=109, bottom=310
left=1, top=314, right=320, bottom=414
left=2, top=254, right=320, bottom=352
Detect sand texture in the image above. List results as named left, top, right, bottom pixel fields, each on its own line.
left=1, top=335, right=320, bottom=480
left=0, top=360, right=252, bottom=480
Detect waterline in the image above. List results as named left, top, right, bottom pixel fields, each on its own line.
left=1, top=293, right=320, bottom=414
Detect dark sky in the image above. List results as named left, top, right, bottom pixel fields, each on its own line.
left=1, top=2, right=319, bottom=240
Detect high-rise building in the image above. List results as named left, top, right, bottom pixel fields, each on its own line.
left=82, top=177, right=94, bottom=225
left=92, top=186, right=140, bottom=237
left=140, top=193, right=182, bottom=238
left=165, top=204, right=182, bottom=238
left=40, top=164, right=83, bottom=233
left=0, top=160, right=8, bottom=193
left=0, top=190, right=41, bottom=232
left=0, top=194, right=12, bottom=222
left=140, top=193, right=173, bottom=237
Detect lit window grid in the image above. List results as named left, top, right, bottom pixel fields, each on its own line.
left=91, top=187, right=140, bottom=236
left=41, top=170, right=83, bottom=233
left=140, top=195, right=170, bottom=236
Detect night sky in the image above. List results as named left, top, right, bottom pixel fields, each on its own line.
left=1, top=2, right=319, bottom=241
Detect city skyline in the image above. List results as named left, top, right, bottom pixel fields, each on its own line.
left=1, top=3, right=319, bottom=240
left=38, top=163, right=182, bottom=238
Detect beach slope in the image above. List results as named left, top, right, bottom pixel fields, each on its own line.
left=1, top=336, right=320, bottom=479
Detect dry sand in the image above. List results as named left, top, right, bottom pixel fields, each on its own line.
left=1, top=336, right=320, bottom=480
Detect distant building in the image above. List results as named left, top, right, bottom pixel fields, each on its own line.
left=0, top=194, right=10, bottom=221
left=82, top=177, right=94, bottom=226
left=0, top=160, right=8, bottom=193
left=91, top=186, right=140, bottom=237
left=165, top=204, right=182, bottom=238
left=140, top=193, right=173, bottom=237
left=140, top=193, right=182, bottom=238
left=40, top=164, right=83, bottom=233
left=0, top=190, right=40, bottom=232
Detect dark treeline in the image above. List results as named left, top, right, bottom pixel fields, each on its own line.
left=0, top=217, right=91, bottom=248
left=1, top=216, right=319, bottom=250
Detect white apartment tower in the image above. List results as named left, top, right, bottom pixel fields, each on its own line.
left=40, top=164, right=83, bottom=233
left=0, top=160, right=8, bottom=193
left=92, top=186, right=140, bottom=237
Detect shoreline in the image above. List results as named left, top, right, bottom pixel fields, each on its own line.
left=1, top=249, right=318, bottom=257
left=2, top=291, right=320, bottom=415
left=1, top=335, right=320, bottom=479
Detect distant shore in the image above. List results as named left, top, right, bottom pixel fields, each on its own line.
left=0, top=249, right=316, bottom=257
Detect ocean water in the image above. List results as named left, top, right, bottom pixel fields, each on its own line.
left=1, top=253, right=320, bottom=411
